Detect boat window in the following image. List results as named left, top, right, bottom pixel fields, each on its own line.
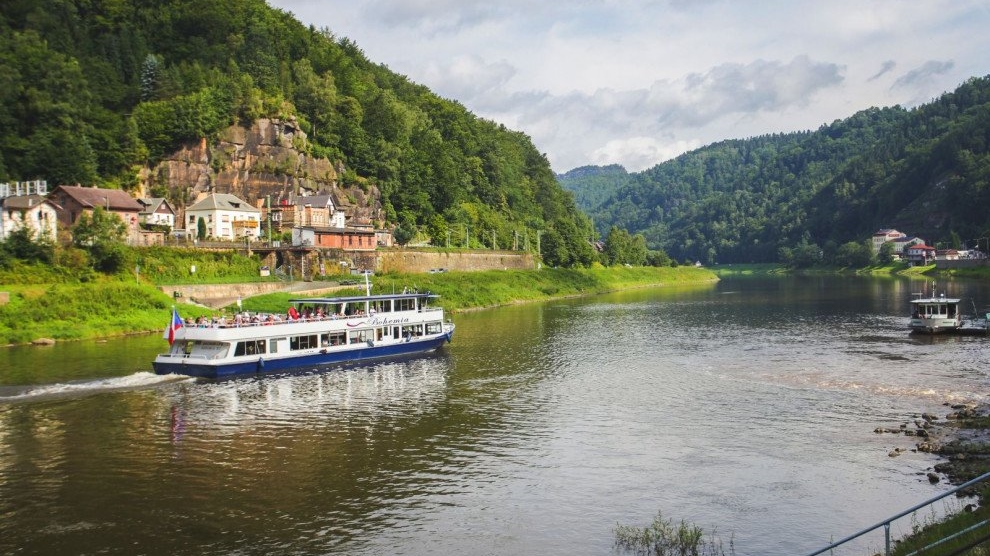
left=322, top=331, right=345, bottom=346
left=348, top=330, right=368, bottom=344
left=426, top=322, right=442, bottom=335
left=370, top=299, right=390, bottom=313
left=234, top=340, right=266, bottom=356
left=289, top=335, right=319, bottom=350
left=269, top=338, right=284, bottom=354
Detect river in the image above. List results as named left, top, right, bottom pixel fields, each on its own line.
left=1, top=275, right=988, bottom=555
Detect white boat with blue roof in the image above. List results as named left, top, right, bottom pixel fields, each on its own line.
left=153, top=286, right=454, bottom=379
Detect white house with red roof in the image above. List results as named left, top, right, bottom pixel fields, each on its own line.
left=905, top=243, right=936, bottom=266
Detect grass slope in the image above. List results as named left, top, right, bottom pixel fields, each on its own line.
left=0, top=266, right=717, bottom=345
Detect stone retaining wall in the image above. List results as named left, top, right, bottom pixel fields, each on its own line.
left=161, top=283, right=286, bottom=306
left=376, top=250, right=535, bottom=273
left=935, top=258, right=990, bottom=269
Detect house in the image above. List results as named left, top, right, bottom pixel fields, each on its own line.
left=292, top=225, right=377, bottom=251
left=0, top=194, right=58, bottom=241
left=905, top=243, right=936, bottom=266
left=138, top=198, right=176, bottom=230
left=891, top=236, right=925, bottom=256
left=185, top=193, right=261, bottom=240
left=48, top=185, right=144, bottom=243
left=872, top=229, right=906, bottom=254
left=936, top=249, right=961, bottom=261
left=270, top=194, right=347, bottom=230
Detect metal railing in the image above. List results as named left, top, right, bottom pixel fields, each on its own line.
left=806, top=470, right=990, bottom=555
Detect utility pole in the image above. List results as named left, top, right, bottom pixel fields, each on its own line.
left=267, top=195, right=272, bottom=246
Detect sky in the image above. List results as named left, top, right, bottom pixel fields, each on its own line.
left=267, top=1, right=990, bottom=173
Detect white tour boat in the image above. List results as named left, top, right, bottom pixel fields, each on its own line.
left=153, top=288, right=454, bottom=379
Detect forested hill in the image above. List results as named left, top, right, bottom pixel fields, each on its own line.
left=0, top=0, right=596, bottom=267
left=559, top=76, right=990, bottom=264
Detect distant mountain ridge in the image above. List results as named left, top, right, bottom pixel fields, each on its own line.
left=559, top=76, right=990, bottom=264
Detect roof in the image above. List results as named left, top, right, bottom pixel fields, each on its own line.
left=138, top=198, right=174, bottom=215
left=1, top=194, right=54, bottom=209
left=187, top=193, right=260, bottom=213
left=907, top=244, right=935, bottom=251
left=51, top=185, right=143, bottom=212
left=293, top=194, right=335, bottom=208
left=296, top=225, right=375, bottom=234
left=874, top=229, right=903, bottom=236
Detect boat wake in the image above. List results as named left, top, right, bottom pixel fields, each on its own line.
left=0, top=372, right=194, bottom=403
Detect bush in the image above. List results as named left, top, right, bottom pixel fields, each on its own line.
left=614, top=511, right=732, bottom=556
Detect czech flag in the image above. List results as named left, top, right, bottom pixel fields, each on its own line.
left=163, top=307, right=183, bottom=345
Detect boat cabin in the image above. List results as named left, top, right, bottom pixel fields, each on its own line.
left=909, top=294, right=962, bottom=334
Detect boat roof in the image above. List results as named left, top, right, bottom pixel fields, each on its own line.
left=289, top=292, right=439, bottom=304
left=910, top=297, right=961, bottom=304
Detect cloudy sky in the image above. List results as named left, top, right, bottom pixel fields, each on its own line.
left=268, top=0, right=990, bottom=173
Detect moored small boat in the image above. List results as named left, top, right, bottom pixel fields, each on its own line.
left=153, top=289, right=454, bottom=379
left=909, top=293, right=962, bottom=334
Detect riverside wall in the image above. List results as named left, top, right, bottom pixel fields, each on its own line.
left=161, top=282, right=289, bottom=307
left=935, top=258, right=990, bottom=269
left=375, top=249, right=536, bottom=273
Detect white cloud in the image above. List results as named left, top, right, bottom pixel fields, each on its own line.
left=270, top=0, right=990, bottom=172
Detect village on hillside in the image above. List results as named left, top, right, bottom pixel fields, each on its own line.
left=872, top=228, right=987, bottom=267
left=0, top=180, right=385, bottom=251
left=0, top=179, right=540, bottom=278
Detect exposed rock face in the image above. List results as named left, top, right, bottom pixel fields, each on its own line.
left=139, top=118, right=381, bottom=223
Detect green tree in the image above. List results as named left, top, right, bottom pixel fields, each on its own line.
left=197, top=217, right=207, bottom=240
left=835, top=240, right=875, bottom=267
left=71, top=207, right=128, bottom=272
left=0, top=226, right=54, bottom=264
left=426, top=214, right=449, bottom=247
left=878, top=241, right=896, bottom=264
left=393, top=223, right=415, bottom=246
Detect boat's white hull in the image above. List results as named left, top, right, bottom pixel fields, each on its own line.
left=154, top=323, right=454, bottom=379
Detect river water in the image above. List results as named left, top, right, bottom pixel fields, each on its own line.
left=1, top=275, right=988, bottom=555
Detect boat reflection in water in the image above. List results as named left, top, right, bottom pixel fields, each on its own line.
left=165, top=355, right=451, bottom=440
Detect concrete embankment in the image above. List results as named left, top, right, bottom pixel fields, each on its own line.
left=161, top=281, right=347, bottom=309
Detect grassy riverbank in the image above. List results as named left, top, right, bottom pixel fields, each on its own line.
left=709, top=261, right=990, bottom=278
left=0, top=265, right=717, bottom=345
left=238, top=265, right=717, bottom=315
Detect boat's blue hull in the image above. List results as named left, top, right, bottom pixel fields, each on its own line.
left=153, top=332, right=453, bottom=379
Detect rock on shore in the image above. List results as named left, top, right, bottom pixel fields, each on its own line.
left=876, top=403, right=990, bottom=487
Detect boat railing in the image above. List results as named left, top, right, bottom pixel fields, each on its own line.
left=158, top=353, right=212, bottom=361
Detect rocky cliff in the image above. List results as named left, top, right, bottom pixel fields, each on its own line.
left=139, top=118, right=381, bottom=224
